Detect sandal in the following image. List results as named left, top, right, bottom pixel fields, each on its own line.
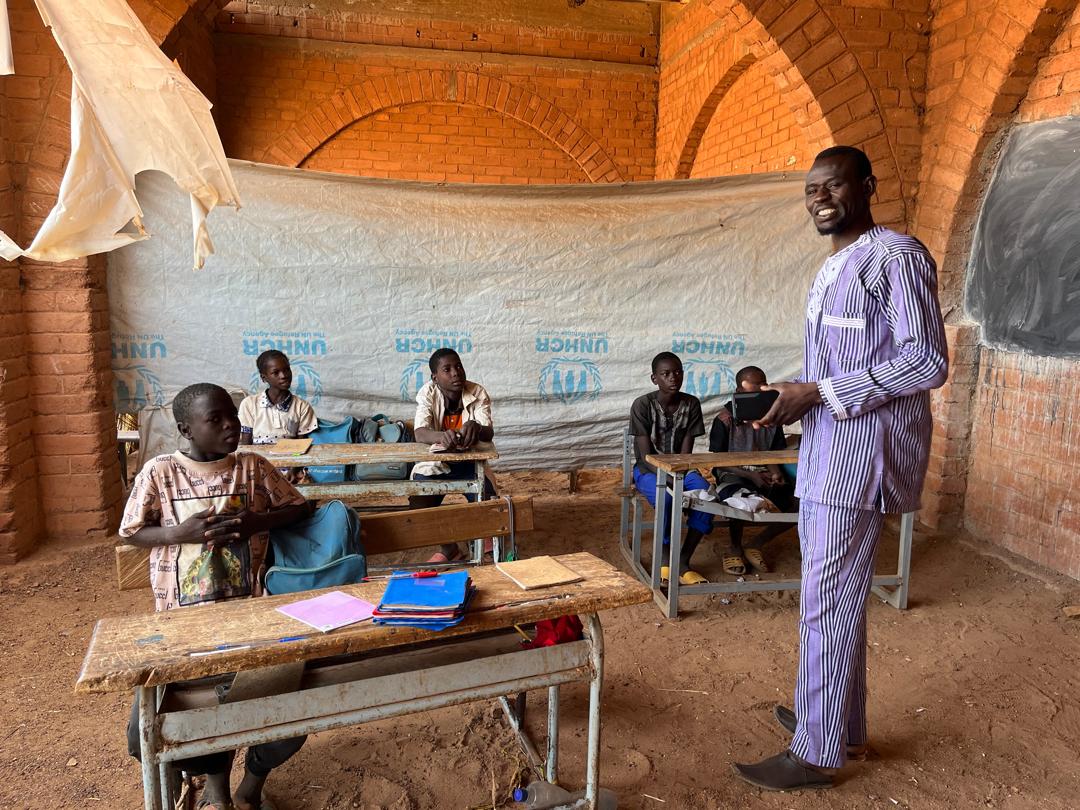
left=660, top=565, right=671, bottom=584
left=722, top=552, right=747, bottom=576
left=744, top=547, right=770, bottom=574
left=679, top=570, right=708, bottom=585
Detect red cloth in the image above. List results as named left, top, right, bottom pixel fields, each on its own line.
left=522, top=615, right=583, bottom=649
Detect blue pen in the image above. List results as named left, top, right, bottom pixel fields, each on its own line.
left=278, top=635, right=306, bottom=643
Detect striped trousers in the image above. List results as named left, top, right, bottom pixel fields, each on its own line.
left=790, top=499, right=884, bottom=768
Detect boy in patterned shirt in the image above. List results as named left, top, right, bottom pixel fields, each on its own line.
left=628, top=352, right=714, bottom=585
left=120, top=383, right=312, bottom=810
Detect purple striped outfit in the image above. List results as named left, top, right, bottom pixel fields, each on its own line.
left=791, top=225, right=947, bottom=768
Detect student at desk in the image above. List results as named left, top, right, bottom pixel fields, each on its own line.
left=120, top=383, right=312, bottom=810
left=238, top=349, right=318, bottom=445
left=709, top=365, right=796, bottom=575
left=629, top=351, right=714, bottom=585
left=410, top=348, right=496, bottom=563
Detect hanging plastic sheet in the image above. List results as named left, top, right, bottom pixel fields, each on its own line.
left=0, top=0, right=239, bottom=268
left=108, top=162, right=828, bottom=470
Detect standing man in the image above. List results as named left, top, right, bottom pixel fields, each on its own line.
left=732, top=146, right=948, bottom=790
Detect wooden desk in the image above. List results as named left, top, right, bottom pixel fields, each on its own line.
left=243, top=442, right=501, bottom=561
left=78, top=552, right=651, bottom=810
left=620, top=429, right=913, bottom=618
left=646, top=448, right=798, bottom=472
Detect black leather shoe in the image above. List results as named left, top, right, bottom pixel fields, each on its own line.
left=773, top=705, right=872, bottom=760
left=731, top=750, right=834, bottom=791
left=775, top=704, right=797, bottom=734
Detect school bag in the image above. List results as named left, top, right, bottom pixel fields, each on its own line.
left=264, top=499, right=366, bottom=595
left=349, top=413, right=413, bottom=481
left=306, top=416, right=362, bottom=483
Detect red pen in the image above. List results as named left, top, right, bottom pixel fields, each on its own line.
left=363, top=571, right=440, bottom=581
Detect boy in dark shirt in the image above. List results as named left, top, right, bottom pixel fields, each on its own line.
left=629, top=352, right=714, bottom=585
left=709, top=365, right=796, bottom=574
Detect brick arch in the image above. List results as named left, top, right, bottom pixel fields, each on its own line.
left=673, top=49, right=758, bottom=179
left=263, top=70, right=625, bottom=183
left=914, top=0, right=1076, bottom=308
left=704, top=0, right=905, bottom=225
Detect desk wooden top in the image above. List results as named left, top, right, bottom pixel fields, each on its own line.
left=645, top=448, right=799, bottom=474
left=241, top=441, right=497, bottom=467
left=76, top=552, right=649, bottom=694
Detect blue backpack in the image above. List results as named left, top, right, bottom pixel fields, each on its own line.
left=265, top=500, right=367, bottom=595
left=307, top=417, right=361, bottom=483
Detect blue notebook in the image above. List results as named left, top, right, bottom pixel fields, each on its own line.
left=379, top=570, right=471, bottom=611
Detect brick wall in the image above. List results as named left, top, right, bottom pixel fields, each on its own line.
left=954, top=2, right=1080, bottom=574
left=656, top=0, right=930, bottom=228
left=303, top=102, right=590, bottom=184
left=213, top=35, right=656, bottom=182
left=689, top=58, right=811, bottom=178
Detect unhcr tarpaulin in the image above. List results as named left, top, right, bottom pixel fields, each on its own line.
left=108, top=162, right=828, bottom=470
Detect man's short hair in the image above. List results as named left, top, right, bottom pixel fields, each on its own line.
left=735, top=365, right=766, bottom=387
left=173, top=383, right=228, bottom=425
left=429, top=348, right=460, bottom=374
left=814, top=145, right=873, bottom=180
left=256, top=349, right=288, bottom=374
left=651, top=351, right=681, bottom=373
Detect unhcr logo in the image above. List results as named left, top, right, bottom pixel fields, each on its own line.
left=672, top=332, right=745, bottom=398
left=242, top=331, right=328, bottom=405
left=536, top=331, right=606, bottom=404
left=112, top=334, right=167, bottom=411
left=114, top=365, right=165, bottom=411
left=248, top=359, right=324, bottom=405
left=395, top=328, right=474, bottom=402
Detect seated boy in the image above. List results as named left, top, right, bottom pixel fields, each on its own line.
left=629, top=351, right=714, bottom=585
left=709, top=365, right=796, bottom=575
left=120, top=383, right=313, bottom=810
left=410, top=348, right=496, bottom=563
left=238, top=350, right=318, bottom=445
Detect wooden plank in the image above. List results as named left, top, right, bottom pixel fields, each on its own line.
left=646, top=448, right=798, bottom=473
left=114, top=498, right=536, bottom=591
left=77, top=552, right=650, bottom=694
left=295, top=479, right=481, bottom=499
left=240, top=441, right=497, bottom=468
left=362, top=498, right=533, bottom=554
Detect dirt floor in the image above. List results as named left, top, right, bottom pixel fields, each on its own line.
left=2, top=481, right=1080, bottom=809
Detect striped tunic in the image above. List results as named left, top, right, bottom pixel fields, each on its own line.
left=795, top=225, right=948, bottom=513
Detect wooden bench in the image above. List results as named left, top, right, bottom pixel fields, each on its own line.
left=80, top=550, right=651, bottom=810
left=115, top=497, right=533, bottom=590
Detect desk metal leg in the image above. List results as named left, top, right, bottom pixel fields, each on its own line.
left=665, top=473, right=685, bottom=620
left=138, top=685, right=162, bottom=810
left=649, top=469, right=667, bottom=590
left=546, top=685, right=560, bottom=783
left=582, top=613, right=604, bottom=807
left=871, top=511, right=913, bottom=610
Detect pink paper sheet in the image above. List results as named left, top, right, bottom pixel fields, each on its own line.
left=276, top=591, right=376, bottom=633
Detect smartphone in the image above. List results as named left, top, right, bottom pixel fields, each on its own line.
left=732, top=389, right=780, bottom=422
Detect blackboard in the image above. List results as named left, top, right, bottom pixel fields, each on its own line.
left=966, top=117, right=1080, bottom=357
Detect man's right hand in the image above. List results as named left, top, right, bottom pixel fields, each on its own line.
left=439, top=429, right=459, bottom=449
left=169, top=507, right=241, bottom=547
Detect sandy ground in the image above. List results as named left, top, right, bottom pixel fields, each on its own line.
left=2, top=480, right=1080, bottom=809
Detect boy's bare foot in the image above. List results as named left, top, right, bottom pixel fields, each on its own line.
left=233, top=771, right=270, bottom=810
left=199, top=772, right=234, bottom=810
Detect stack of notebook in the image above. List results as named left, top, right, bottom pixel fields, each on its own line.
left=373, top=570, right=475, bottom=631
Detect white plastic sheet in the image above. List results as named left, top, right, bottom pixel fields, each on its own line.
left=108, top=162, right=828, bottom=470
left=0, top=1, right=14, bottom=75
left=0, top=0, right=239, bottom=268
